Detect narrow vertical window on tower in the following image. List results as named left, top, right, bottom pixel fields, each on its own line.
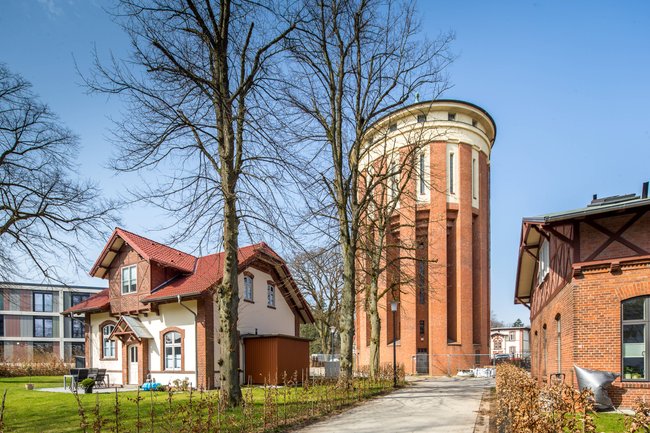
left=419, top=153, right=425, bottom=195
left=417, top=260, right=426, bottom=304
left=472, top=158, right=478, bottom=200
left=449, top=153, right=455, bottom=194
left=389, top=161, right=398, bottom=202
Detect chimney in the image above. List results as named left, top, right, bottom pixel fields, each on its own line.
left=643, top=182, right=649, bottom=199
left=592, top=194, right=598, bottom=201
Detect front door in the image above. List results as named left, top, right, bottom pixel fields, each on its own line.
left=416, top=348, right=429, bottom=374
left=128, top=345, right=139, bottom=385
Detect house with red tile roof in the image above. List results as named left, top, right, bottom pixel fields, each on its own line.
left=64, top=228, right=313, bottom=388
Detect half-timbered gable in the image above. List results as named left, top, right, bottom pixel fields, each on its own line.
left=514, top=186, right=650, bottom=408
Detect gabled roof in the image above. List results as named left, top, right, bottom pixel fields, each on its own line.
left=514, top=193, right=650, bottom=307
left=62, top=289, right=110, bottom=314
left=141, top=242, right=314, bottom=324
left=90, top=228, right=197, bottom=278
left=65, top=232, right=314, bottom=324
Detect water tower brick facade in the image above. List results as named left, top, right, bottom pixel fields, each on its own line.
left=355, top=100, right=496, bottom=375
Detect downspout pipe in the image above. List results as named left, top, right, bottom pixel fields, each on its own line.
left=177, top=295, right=199, bottom=388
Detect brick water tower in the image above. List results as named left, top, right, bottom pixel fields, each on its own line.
left=355, top=100, right=496, bottom=375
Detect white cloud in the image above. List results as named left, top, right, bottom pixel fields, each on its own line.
left=37, top=0, right=64, bottom=18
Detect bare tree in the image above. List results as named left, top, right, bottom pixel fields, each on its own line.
left=84, top=0, right=297, bottom=406
left=0, top=64, right=118, bottom=281
left=290, top=247, right=343, bottom=355
left=281, top=0, right=453, bottom=381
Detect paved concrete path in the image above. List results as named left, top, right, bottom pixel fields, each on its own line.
left=293, top=377, right=493, bottom=433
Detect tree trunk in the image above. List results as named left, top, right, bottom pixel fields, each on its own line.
left=218, top=188, right=242, bottom=407
left=338, top=238, right=356, bottom=383
left=368, top=278, right=381, bottom=380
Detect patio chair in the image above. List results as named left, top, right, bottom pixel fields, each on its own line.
left=88, top=368, right=99, bottom=380
left=94, top=369, right=108, bottom=388
left=73, top=369, right=89, bottom=391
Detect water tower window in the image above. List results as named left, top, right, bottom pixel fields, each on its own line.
left=417, top=114, right=427, bottom=123
left=448, top=113, right=456, bottom=121
left=388, top=123, right=397, bottom=132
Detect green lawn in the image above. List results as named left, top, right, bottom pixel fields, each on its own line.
left=592, top=411, right=627, bottom=433
left=0, top=376, right=391, bottom=432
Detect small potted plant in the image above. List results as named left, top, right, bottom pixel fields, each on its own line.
left=25, top=365, right=34, bottom=390
left=80, top=378, right=95, bottom=394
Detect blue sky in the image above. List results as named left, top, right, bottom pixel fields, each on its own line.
left=2, top=0, right=650, bottom=325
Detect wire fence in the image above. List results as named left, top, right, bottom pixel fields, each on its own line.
left=411, top=352, right=531, bottom=376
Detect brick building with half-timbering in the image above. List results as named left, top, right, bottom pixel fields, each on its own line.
left=354, top=100, right=496, bottom=375
left=515, top=187, right=650, bottom=408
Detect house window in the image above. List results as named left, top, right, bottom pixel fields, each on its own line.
left=267, top=284, right=276, bottom=308
left=33, top=292, right=53, bottom=312
left=419, top=153, right=426, bottom=195
left=388, top=122, right=397, bottom=132
left=509, top=331, right=515, bottom=341
left=622, top=297, right=649, bottom=380
left=0, top=315, right=3, bottom=337
left=34, top=317, right=53, bottom=338
left=102, top=324, right=116, bottom=359
left=509, top=346, right=516, bottom=355
left=417, top=114, right=427, bottom=123
left=121, top=265, right=137, bottom=294
left=164, top=331, right=182, bottom=370
left=243, top=275, right=254, bottom=302
left=72, top=318, right=84, bottom=339
left=419, top=320, right=425, bottom=336
left=537, top=239, right=550, bottom=286
left=448, top=153, right=455, bottom=194
left=417, top=260, right=426, bottom=304
left=493, top=337, right=502, bottom=351
left=448, top=113, right=456, bottom=121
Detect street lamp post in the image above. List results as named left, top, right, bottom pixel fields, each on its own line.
left=391, top=300, right=399, bottom=387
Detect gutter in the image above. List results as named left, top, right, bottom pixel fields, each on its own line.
left=177, top=295, right=199, bottom=388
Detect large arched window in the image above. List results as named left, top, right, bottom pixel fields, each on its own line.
left=101, top=322, right=116, bottom=359
left=622, top=297, right=648, bottom=381
left=163, top=330, right=182, bottom=371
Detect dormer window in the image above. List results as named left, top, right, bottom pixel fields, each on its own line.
left=121, top=265, right=137, bottom=294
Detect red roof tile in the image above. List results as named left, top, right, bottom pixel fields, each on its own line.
left=143, top=243, right=278, bottom=302
left=64, top=289, right=110, bottom=314
left=89, top=227, right=197, bottom=277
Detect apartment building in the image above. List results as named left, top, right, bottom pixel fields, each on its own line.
left=0, top=282, right=104, bottom=362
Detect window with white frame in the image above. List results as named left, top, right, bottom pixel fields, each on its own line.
left=243, top=275, right=254, bottom=301
left=267, top=284, right=276, bottom=307
left=102, top=324, right=116, bottom=358
left=537, top=239, right=550, bottom=286
left=164, top=331, right=182, bottom=370
left=509, top=331, right=515, bottom=341
left=121, top=265, right=137, bottom=294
